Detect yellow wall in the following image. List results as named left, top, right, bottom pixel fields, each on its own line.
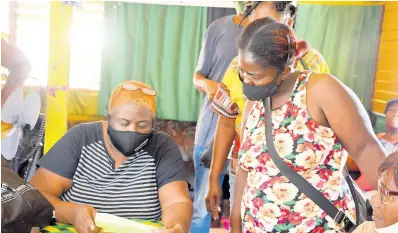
left=299, top=1, right=384, bottom=6
left=372, top=2, right=398, bottom=114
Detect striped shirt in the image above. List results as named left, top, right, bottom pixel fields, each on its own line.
left=39, top=122, right=187, bottom=220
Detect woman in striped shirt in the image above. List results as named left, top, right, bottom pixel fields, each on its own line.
left=30, top=81, right=192, bottom=233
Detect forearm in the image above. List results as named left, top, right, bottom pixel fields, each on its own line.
left=30, top=172, right=74, bottom=224
left=209, top=116, right=236, bottom=183
left=230, top=167, right=248, bottom=232
left=193, top=73, right=207, bottom=92
left=34, top=188, right=75, bottom=224
left=162, top=202, right=193, bottom=233
left=354, top=140, right=387, bottom=188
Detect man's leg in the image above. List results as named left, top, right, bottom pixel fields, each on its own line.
left=229, top=166, right=235, bottom=214
left=191, top=144, right=224, bottom=233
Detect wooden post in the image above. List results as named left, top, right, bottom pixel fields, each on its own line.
left=44, top=2, right=73, bottom=154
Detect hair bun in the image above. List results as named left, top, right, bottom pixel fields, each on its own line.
left=295, top=40, right=309, bottom=58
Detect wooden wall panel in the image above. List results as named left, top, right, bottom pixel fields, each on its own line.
left=372, top=2, right=398, bottom=114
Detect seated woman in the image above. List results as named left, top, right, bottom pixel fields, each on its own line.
left=30, top=81, right=192, bottom=233
left=354, top=151, right=398, bottom=232
left=350, top=99, right=398, bottom=192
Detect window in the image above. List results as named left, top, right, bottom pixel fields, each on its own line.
left=1, top=1, right=10, bottom=79
left=0, top=1, right=9, bottom=36
left=15, top=1, right=50, bottom=86
left=69, top=2, right=103, bottom=90
left=14, top=1, right=103, bottom=89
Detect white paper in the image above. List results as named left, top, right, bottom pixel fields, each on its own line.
left=95, top=213, right=159, bottom=233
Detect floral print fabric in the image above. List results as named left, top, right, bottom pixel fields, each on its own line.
left=239, top=71, right=355, bottom=233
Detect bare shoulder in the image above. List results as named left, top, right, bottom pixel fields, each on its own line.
left=307, top=72, right=355, bottom=99
left=306, top=72, right=363, bottom=127
left=308, top=72, right=341, bottom=88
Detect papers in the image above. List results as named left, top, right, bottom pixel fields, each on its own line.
left=95, top=213, right=159, bottom=233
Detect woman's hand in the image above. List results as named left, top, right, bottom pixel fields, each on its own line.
left=73, top=204, right=97, bottom=233
left=206, top=181, right=221, bottom=219
left=57, top=202, right=97, bottom=233
left=148, top=223, right=185, bottom=233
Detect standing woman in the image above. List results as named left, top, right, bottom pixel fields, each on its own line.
left=231, top=17, right=386, bottom=232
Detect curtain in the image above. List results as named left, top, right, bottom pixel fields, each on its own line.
left=295, top=5, right=383, bottom=108
left=99, top=2, right=207, bottom=121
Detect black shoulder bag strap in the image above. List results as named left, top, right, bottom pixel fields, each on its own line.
left=262, top=97, right=355, bottom=232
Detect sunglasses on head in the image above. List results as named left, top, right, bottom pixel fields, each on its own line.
left=122, top=83, right=157, bottom=96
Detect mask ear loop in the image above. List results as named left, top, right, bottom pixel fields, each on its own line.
left=286, top=34, right=291, bottom=64
left=105, top=105, right=110, bottom=120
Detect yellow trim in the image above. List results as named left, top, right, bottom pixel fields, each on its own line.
left=41, top=226, right=61, bottom=232
left=67, top=115, right=105, bottom=122
left=298, top=1, right=385, bottom=6
left=44, top=2, right=73, bottom=154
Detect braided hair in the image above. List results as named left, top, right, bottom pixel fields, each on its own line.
left=241, top=1, right=298, bottom=28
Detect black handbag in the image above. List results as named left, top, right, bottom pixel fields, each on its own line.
left=200, top=139, right=229, bottom=174
left=262, top=97, right=372, bottom=232
left=1, top=157, right=53, bottom=233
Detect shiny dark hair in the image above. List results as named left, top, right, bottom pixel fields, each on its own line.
left=378, top=151, right=398, bottom=188
left=238, top=17, right=308, bottom=72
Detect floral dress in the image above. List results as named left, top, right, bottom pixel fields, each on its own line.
left=239, top=71, right=355, bottom=233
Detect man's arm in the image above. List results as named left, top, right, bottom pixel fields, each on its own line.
left=193, top=25, right=219, bottom=99
left=159, top=181, right=193, bottom=233
left=193, top=72, right=207, bottom=92
left=1, top=39, right=31, bottom=106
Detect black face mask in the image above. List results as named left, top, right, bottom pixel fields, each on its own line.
left=239, top=72, right=282, bottom=101
left=107, top=124, right=152, bottom=156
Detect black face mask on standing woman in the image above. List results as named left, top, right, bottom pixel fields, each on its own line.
left=239, top=72, right=282, bottom=101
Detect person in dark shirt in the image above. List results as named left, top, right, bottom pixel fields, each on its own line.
left=30, top=81, right=192, bottom=233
